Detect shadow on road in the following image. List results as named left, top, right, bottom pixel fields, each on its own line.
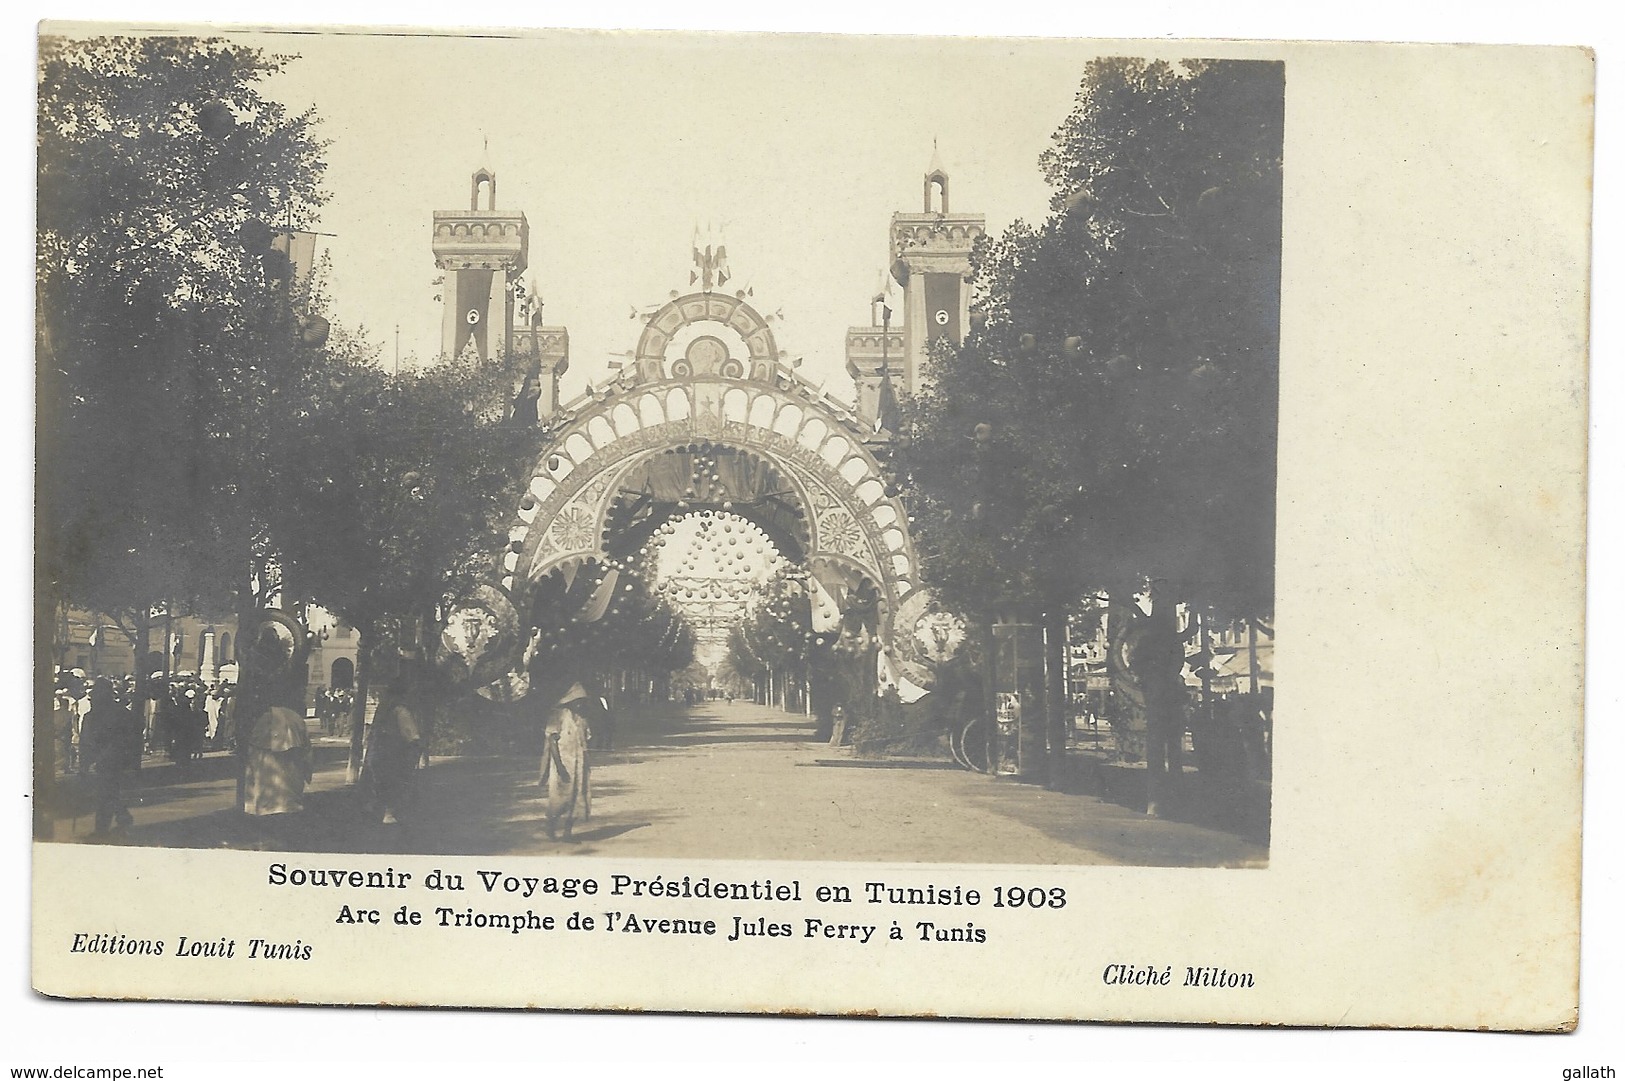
left=45, top=702, right=1264, bottom=866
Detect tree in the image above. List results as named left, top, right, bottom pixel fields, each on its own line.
left=534, top=563, right=696, bottom=706
left=724, top=571, right=818, bottom=708
left=724, top=570, right=876, bottom=736
left=898, top=58, right=1283, bottom=789
left=36, top=35, right=329, bottom=833
left=904, top=57, right=1282, bottom=617
left=269, top=350, right=544, bottom=775
left=37, top=35, right=329, bottom=623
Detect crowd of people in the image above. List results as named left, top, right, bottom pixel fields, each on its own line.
left=49, top=657, right=621, bottom=846
left=51, top=669, right=238, bottom=777
left=316, top=687, right=356, bottom=736
left=49, top=670, right=147, bottom=835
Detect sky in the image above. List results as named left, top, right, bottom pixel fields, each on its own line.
left=136, top=26, right=1117, bottom=400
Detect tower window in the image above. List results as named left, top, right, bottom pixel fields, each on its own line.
left=924, top=170, right=950, bottom=215
left=470, top=168, right=497, bottom=211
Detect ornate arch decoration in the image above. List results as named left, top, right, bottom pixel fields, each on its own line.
left=632, top=292, right=781, bottom=383
left=600, top=446, right=811, bottom=565
left=494, top=365, right=922, bottom=651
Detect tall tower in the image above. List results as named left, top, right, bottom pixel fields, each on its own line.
left=846, top=292, right=905, bottom=433
left=887, top=148, right=985, bottom=394
left=432, top=166, right=528, bottom=361
left=511, top=304, right=571, bottom=422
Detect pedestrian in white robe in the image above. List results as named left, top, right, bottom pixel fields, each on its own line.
left=539, top=683, right=593, bottom=840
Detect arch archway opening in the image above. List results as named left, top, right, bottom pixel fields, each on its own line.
left=600, top=444, right=809, bottom=566
left=645, top=510, right=786, bottom=670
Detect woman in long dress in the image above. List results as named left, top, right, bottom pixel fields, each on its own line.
left=242, top=703, right=312, bottom=817
left=539, top=683, right=593, bottom=840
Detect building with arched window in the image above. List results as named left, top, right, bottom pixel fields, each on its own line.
left=52, top=603, right=358, bottom=710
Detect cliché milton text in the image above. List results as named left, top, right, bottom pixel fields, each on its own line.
left=1102, top=964, right=1255, bottom=988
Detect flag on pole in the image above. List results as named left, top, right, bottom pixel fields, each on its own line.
left=272, top=230, right=320, bottom=289
left=580, top=568, right=621, bottom=624
left=690, top=223, right=732, bottom=292
left=873, top=269, right=896, bottom=324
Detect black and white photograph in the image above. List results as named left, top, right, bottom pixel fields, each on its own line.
left=35, top=28, right=1279, bottom=867
left=23, top=18, right=1594, bottom=1037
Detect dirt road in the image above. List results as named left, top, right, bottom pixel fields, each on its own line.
left=48, top=700, right=1265, bottom=867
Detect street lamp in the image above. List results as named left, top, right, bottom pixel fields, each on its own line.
left=970, top=420, right=998, bottom=774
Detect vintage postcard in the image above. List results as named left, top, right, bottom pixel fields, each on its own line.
left=31, top=23, right=1591, bottom=1028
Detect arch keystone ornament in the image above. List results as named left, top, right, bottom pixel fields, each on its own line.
left=459, top=287, right=950, bottom=700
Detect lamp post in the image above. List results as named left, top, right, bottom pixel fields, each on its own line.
left=971, top=421, right=999, bottom=774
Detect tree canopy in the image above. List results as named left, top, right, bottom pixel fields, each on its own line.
left=37, top=35, right=546, bottom=701
left=523, top=558, right=696, bottom=704
left=270, top=351, right=541, bottom=638
left=899, top=57, right=1283, bottom=619
left=37, top=35, right=329, bottom=624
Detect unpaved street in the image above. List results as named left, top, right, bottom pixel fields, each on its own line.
left=50, top=701, right=1265, bottom=867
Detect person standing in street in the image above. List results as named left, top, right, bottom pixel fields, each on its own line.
left=156, top=683, right=185, bottom=765
left=203, top=683, right=224, bottom=747
left=67, top=670, right=90, bottom=773
left=179, top=680, right=206, bottom=764
left=242, top=700, right=313, bottom=818
left=367, top=672, right=425, bottom=826
left=539, top=682, right=594, bottom=841
left=53, top=677, right=77, bottom=775
left=79, top=677, right=140, bottom=836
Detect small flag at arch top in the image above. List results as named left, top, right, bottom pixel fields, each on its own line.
left=873, top=270, right=896, bottom=324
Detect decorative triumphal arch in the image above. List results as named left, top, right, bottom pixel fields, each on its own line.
left=498, top=291, right=920, bottom=654
left=431, top=161, right=984, bottom=701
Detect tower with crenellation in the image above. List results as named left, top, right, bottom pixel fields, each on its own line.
left=432, top=164, right=569, bottom=418
left=848, top=148, right=984, bottom=430
left=887, top=148, right=984, bottom=395
left=433, top=165, right=527, bottom=362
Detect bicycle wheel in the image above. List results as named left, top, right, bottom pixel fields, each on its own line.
left=947, top=722, right=972, bottom=771
left=959, top=716, right=989, bottom=774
